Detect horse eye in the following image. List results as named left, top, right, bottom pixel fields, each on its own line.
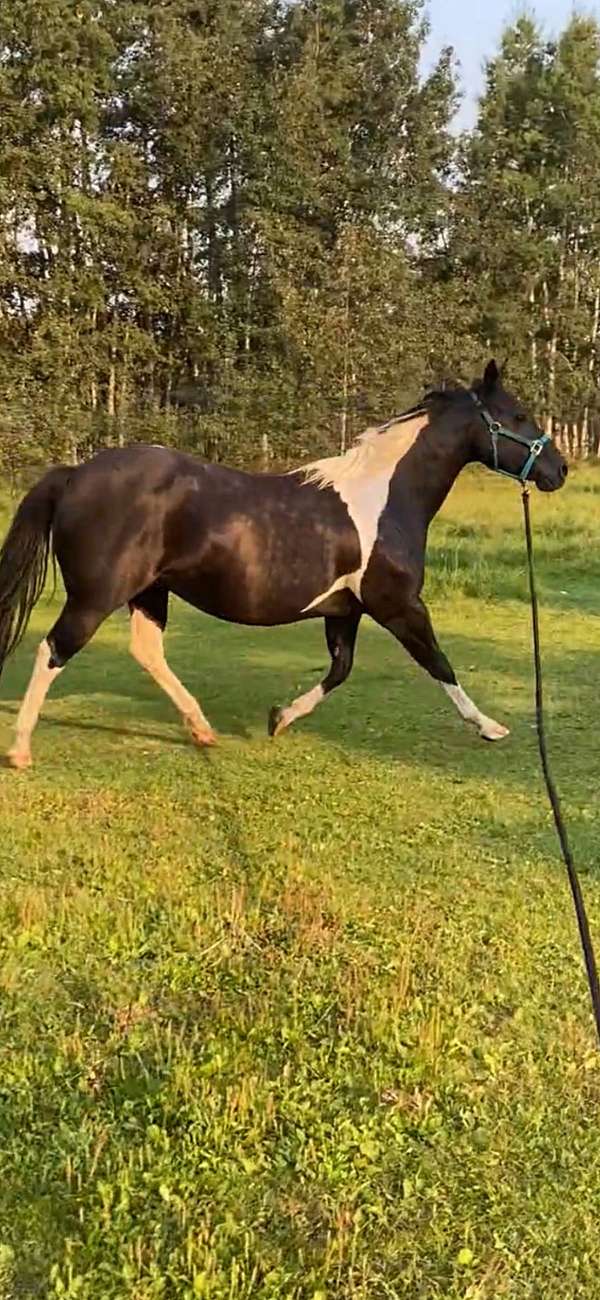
left=515, top=413, right=527, bottom=425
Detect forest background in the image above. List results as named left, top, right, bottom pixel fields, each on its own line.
left=1, top=1, right=598, bottom=475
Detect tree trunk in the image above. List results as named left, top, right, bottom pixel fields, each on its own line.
left=205, top=175, right=221, bottom=304
left=526, top=204, right=537, bottom=386
left=340, top=280, right=351, bottom=454
left=542, top=262, right=563, bottom=437
left=107, top=341, right=116, bottom=420
left=90, top=307, right=98, bottom=412
left=584, top=284, right=600, bottom=455
left=529, top=282, right=537, bottom=383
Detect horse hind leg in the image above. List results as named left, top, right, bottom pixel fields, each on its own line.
left=269, top=611, right=361, bottom=738
left=129, top=585, right=216, bottom=747
left=7, top=599, right=107, bottom=769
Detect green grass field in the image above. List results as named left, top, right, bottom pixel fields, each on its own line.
left=1, top=467, right=600, bottom=1298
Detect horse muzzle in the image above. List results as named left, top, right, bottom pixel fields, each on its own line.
left=533, top=459, right=568, bottom=492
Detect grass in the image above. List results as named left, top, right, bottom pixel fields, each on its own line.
left=1, top=464, right=600, bottom=1297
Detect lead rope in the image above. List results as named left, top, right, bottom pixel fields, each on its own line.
left=522, top=485, right=600, bottom=1046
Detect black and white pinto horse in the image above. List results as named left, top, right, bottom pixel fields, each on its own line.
left=0, top=361, right=566, bottom=768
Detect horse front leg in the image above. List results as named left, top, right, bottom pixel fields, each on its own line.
left=269, top=611, right=361, bottom=737
left=370, top=595, right=509, bottom=741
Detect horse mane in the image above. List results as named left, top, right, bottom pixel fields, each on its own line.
left=300, top=389, right=455, bottom=490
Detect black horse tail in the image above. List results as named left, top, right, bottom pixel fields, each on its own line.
left=0, top=466, right=72, bottom=674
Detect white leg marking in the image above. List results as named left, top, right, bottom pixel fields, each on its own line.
left=8, top=639, right=62, bottom=769
left=273, top=684, right=325, bottom=734
left=130, top=609, right=216, bottom=745
left=442, top=682, right=509, bottom=741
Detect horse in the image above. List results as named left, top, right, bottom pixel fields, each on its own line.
left=0, top=360, right=567, bottom=769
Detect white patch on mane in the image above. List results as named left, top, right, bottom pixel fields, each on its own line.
left=302, top=411, right=428, bottom=490
left=299, top=410, right=430, bottom=610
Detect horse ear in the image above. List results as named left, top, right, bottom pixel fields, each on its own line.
left=483, top=359, right=500, bottom=393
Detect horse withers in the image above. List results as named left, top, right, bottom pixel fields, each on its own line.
left=0, top=360, right=567, bottom=768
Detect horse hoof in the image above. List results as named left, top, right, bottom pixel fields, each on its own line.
left=480, top=721, right=510, bottom=742
left=7, top=749, right=32, bottom=770
left=186, top=721, right=217, bottom=747
left=194, top=730, right=217, bottom=748
left=268, top=706, right=285, bottom=738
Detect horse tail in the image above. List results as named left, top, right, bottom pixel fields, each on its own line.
left=0, top=465, right=72, bottom=674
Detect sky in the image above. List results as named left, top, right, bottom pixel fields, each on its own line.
left=423, top=0, right=600, bottom=128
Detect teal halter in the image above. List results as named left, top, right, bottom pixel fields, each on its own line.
left=470, top=391, right=551, bottom=485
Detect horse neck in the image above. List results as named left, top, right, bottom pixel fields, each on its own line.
left=387, top=417, right=472, bottom=533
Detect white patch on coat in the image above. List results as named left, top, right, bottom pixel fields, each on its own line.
left=299, top=412, right=430, bottom=610
left=442, top=682, right=509, bottom=740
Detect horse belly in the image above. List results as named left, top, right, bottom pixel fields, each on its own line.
left=166, top=570, right=351, bottom=626
left=164, top=541, right=355, bottom=626
left=163, top=496, right=361, bottom=626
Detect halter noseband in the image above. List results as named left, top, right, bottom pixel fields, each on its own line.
left=469, top=391, right=551, bottom=484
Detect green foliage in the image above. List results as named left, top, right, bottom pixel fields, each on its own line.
left=1, top=471, right=600, bottom=1295
left=1, top=4, right=599, bottom=468
left=449, top=16, right=600, bottom=448
left=0, top=0, right=459, bottom=469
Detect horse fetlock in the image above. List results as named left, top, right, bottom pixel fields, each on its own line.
left=7, top=746, right=33, bottom=770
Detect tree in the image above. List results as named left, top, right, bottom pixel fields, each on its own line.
left=7, top=2, right=600, bottom=474
left=252, top=0, right=458, bottom=454
left=451, top=15, right=600, bottom=453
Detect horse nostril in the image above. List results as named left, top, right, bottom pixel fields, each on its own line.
left=561, top=462, right=568, bottom=480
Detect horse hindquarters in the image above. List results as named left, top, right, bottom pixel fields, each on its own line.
left=8, top=455, right=170, bottom=768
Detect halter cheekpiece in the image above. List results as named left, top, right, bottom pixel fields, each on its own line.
left=469, top=391, right=551, bottom=484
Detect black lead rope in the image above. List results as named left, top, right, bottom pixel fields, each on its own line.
left=522, top=485, right=600, bottom=1047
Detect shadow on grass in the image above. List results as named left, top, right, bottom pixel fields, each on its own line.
left=0, top=704, right=192, bottom=751
left=0, top=610, right=593, bottom=803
